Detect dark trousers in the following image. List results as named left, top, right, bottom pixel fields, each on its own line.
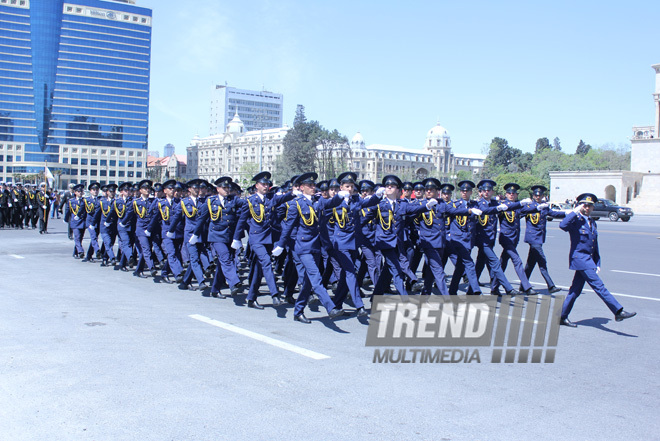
left=72, top=228, right=85, bottom=255
left=420, top=242, right=449, bottom=295
left=135, top=234, right=154, bottom=273
left=333, top=248, right=364, bottom=309
left=210, top=241, right=240, bottom=292
left=448, top=241, right=481, bottom=295
left=100, top=229, right=117, bottom=260
left=499, top=243, right=533, bottom=291
left=183, top=242, right=206, bottom=285
left=161, top=237, right=183, bottom=277
left=473, top=244, right=513, bottom=293
left=525, top=243, right=555, bottom=288
left=295, top=251, right=336, bottom=316
left=374, top=247, right=409, bottom=295
left=561, top=268, right=623, bottom=319
left=117, top=228, right=133, bottom=267
left=86, top=226, right=101, bottom=257
left=247, top=243, right=278, bottom=300
left=282, top=246, right=300, bottom=298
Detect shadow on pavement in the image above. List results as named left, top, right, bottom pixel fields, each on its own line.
left=575, top=317, right=638, bottom=337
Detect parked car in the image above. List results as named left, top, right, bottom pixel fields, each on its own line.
left=547, top=202, right=573, bottom=221
left=590, top=198, right=633, bottom=222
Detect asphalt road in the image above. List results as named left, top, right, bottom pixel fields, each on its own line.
left=1, top=216, right=659, bottom=441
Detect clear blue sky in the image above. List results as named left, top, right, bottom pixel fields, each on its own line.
left=137, top=0, right=660, bottom=157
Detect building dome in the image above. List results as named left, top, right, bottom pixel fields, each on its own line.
left=427, top=123, right=449, bottom=138
left=351, top=131, right=366, bottom=149
left=426, top=122, right=450, bottom=149
left=226, top=111, right=244, bottom=134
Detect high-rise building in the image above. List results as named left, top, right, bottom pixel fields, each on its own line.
left=163, top=143, right=174, bottom=157
left=0, top=0, right=152, bottom=187
left=210, top=85, right=283, bottom=135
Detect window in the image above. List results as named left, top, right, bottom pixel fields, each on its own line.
left=62, top=158, right=67, bottom=163
left=128, top=151, right=134, bottom=157
left=82, top=149, right=87, bottom=154
left=15, top=156, right=20, bottom=162
left=100, top=170, right=107, bottom=177
left=72, top=149, right=77, bottom=153
left=136, top=172, right=142, bottom=178
left=63, top=148, right=68, bottom=153
left=128, top=171, right=134, bottom=178
left=119, top=161, right=125, bottom=167
left=90, top=170, right=97, bottom=176
left=71, top=158, right=78, bottom=165
left=101, top=150, right=107, bottom=155
left=92, top=150, right=97, bottom=155
left=109, top=170, right=116, bottom=177
left=128, top=161, right=134, bottom=168
left=70, top=169, right=78, bottom=176
left=137, top=162, right=142, bottom=168
left=81, top=169, right=88, bottom=176
left=81, top=159, right=88, bottom=165
left=118, top=171, right=125, bottom=177
left=91, top=159, right=97, bottom=166
left=109, top=160, right=116, bottom=166
left=100, top=160, right=107, bottom=166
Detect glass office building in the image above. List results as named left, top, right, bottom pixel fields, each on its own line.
left=0, top=0, right=152, bottom=185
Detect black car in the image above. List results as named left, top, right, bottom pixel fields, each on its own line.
left=590, top=198, right=633, bottom=222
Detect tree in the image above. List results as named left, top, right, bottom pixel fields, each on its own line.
left=483, top=137, right=523, bottom=178
left=277, top=105, right=318, bottom=182
left=553, top=137, right=562, bottom=151
left=576, top=139, right=591, bottom=156
left=494, top=172, right=539, bottom=199
left=535, top=137, right=551, bottom=154
left=238, top=162, right=260, bottom=188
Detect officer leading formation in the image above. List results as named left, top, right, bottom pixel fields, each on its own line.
left=2, top=173, right=635, bottom=327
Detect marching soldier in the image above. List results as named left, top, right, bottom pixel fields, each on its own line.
left=496, top=183, right=537, bottom=294
left=63, top=183, right=87, bottom=258
left=472, top=179, right=521, bottom=296
left=523, top=185, right=565, bottom=293
left=0, top=182, right=10, bottom=228
left=83, top=182, right=102, bottom=261
left=273, top=173, right=346, bottom=322
left=196, top=176, right=245, bottom=298
left=36, top=183, right=50, bottom=234
left=232, top=172, right=294, bottom=308
left=108, top=182, right=135, bottom=272
left=149, top=180, right=184, bottom=284
left=559, top=193, right=636, bottom=327
left=133, top=180, right=157, bottom=278
left=99, top=184, right=118, bottom=266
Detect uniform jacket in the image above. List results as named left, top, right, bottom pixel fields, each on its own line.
left=84, top=195, right=100, bottom=228
left=559, top=211, right=601, bottom=270
left=195, top=194, right=244, bottom=243
left=107, top=196, right=135, bottom=232
left=418, top=200, right=470, bottom=249
left=169, top=195, right=205, bottom=240
left=448, top=199, right=480, bottom=249
left=524, top=202, right=566, bottom=245
left=233, top=192, right=294, bottom=245
left=473, top=198, right=510, bottom=247
left=277, top=194, right=342, bottom=254
left=133, top=196, right=154, bottom=237
left=331, top=193, right=380, bottom=251
left=368, top=197, right=428, bottom=250
left=64, top=197, right=87, bottom=229
left=149, top=197, right=183, bottom=239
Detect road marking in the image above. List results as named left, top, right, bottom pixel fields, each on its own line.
left=189, top=314, right=331, bottom=360
left=10, top=254, right=25, bottom=259
left=519, top=281, right=660, bottom=303
left=611, top=270, right=660, bottom=278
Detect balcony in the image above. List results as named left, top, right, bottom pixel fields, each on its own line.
left=632, top=126, right=656, bottom=140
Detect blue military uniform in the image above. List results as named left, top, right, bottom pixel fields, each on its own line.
left=83, top=182, right=102, bottom=261
left=559, top=193, right=635, bottom=326
left=275, top=172, right=344, bottom=321
left=148, top=179, right=184, bottom=283
left=99, top=184, right=118, bottom=265
left=107, top=182, right=135, bottom=271
left=63, top=184, right=87, bottom=258
left=133, top=179, right=157, bottom=277
left=524, top=185, right=565, bottom=292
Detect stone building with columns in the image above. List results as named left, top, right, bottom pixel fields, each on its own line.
left=550, top=63, right=660, bottom=213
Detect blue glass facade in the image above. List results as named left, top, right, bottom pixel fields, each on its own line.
left=0, top=0, right=151, bottom=166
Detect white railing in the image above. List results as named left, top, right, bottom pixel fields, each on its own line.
left=632, top=126, right=656, bottom=140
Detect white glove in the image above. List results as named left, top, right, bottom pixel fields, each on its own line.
left=292, top=189, right=302, bottom=196
left=573, top=204, right=583, bottom=214
left=537, top=203, right=549, bottom=210
left=375, top=187, right=386, bottom=197
left=166, top=231, right=175, bottom=239
left=144, top=229, right=151, bottom=237
left=188, top=234, right=199, bottom=245
left=231, top=239, right=242, bottom=250
left=29, top=205, right=32, bottom=209
left=521, top=198, right=532, bottom=204
left=88, top=225, right=95, bottom=231
left=596, top=266, right=600, bottom=274
left=496, top=203, right=508, bottom=212
left=7, top=203, right=11, bottom=207
left=425, top=198, right=438, bottom=209
left=104, top=222, right=110, bottom=227
left=470, top=208, right=483, bottom=216
left=272, top=246, right=284, bottom=256
left=337, top=190, right=350, bottom=198
left=119, top=222, right=125, bottom=228
left=74, top=215, right=80, bottom=221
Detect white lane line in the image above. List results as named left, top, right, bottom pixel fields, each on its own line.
left=9, top=254, right=25, bottom=259
left=518, top=281, right=660, bottom=303
left=189, top=314, right=331, bottom=360
left=611, top=270, right=660, bottom=278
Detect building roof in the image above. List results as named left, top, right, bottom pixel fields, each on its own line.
left=366, top=144, right=433, bottom=155
left=147, top=154, right=187, bottom=167
left=453, top=153, right=486, bottom=160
